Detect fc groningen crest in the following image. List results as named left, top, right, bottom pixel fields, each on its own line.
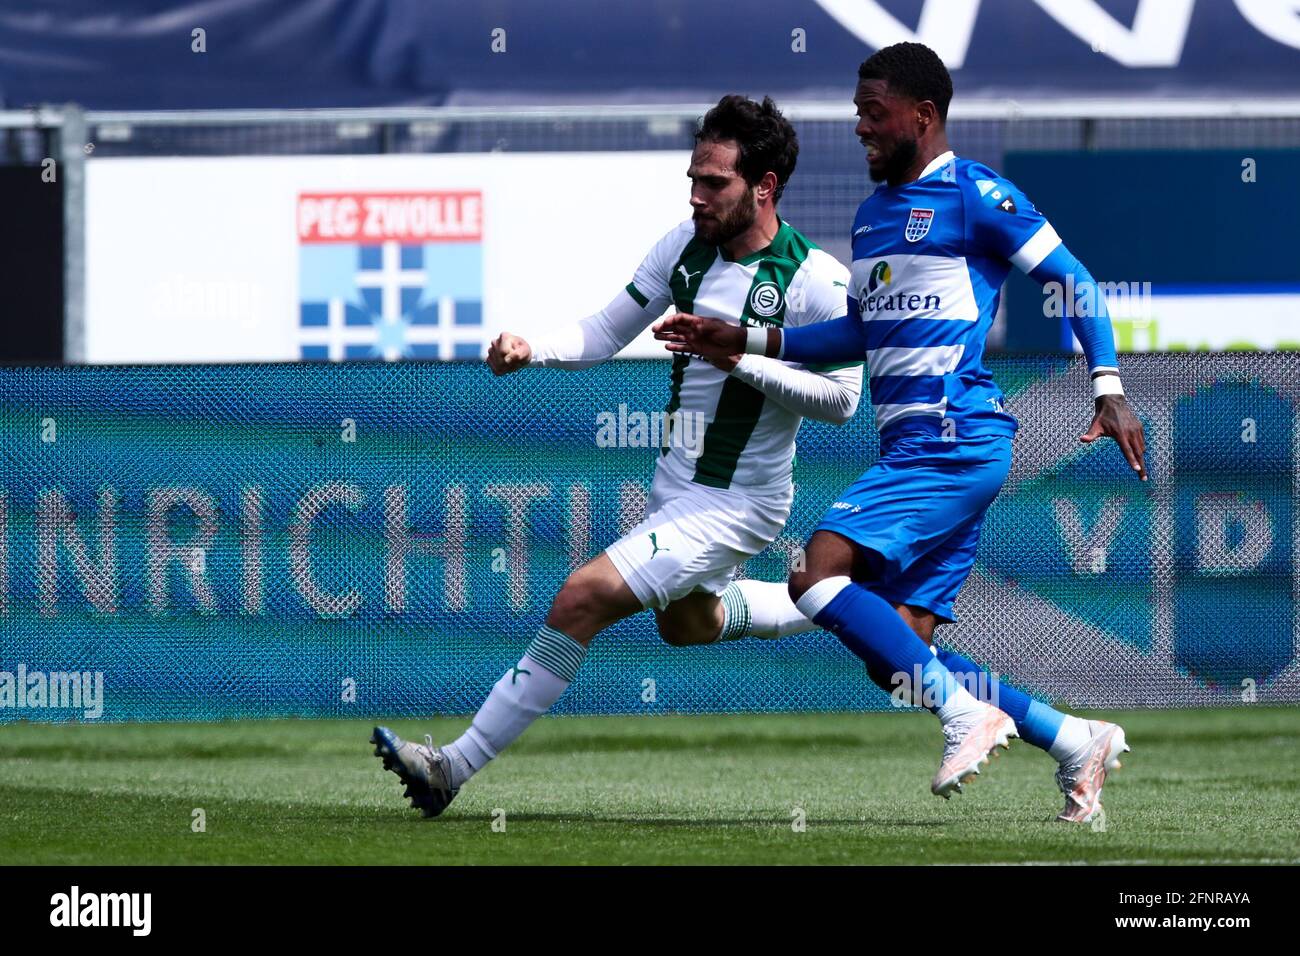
left=748, top=281, right=783, bottom=319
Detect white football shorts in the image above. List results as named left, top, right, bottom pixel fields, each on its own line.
left=605, top=462, right=791, bottom=610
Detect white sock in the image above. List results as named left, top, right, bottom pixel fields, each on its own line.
left=444, top=625, right=585, bottom=788
left=935, top=685, right=985, bottom=725
left=1047, top=715, right=1095, bottom=761
left=715, top=580, right=820, bottom=641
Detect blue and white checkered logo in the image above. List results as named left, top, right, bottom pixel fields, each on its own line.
left=904, top=208, right=935, bottom=243
left=298, top=241, right=485, bottom=361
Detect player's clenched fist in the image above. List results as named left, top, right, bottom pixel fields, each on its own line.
left=487, top=332, right=532, bottom=375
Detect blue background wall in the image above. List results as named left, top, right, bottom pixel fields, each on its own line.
left=2, top=1, right=1299, bottom=109
left=1002, top=149, right=1300, bottom=350
left=0, top=357, right=1296, bottom=721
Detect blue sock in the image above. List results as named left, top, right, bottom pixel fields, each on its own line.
left=933, top=647, right=1064, bottom=751
left=813, top=582, right=965, bottom=712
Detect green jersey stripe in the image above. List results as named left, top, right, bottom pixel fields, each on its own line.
left=624, top=282, right=649, bottom=308
left=692, top=219, right=815, bottom=487
left=662, top=236, right=717, bottom=457
left=661, top=353, right=689, bottom=459
left=691, top=377, right=767, bottom=488
left=668, top=237, right=716, bottom=312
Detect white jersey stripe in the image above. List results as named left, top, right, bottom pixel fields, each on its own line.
left=850, top=254, right=980, bottom=323
left=875, top=399, right=948, bottom=431
left=1009, top=221, right=1061, bottom=273
left=866, top=344, right=965, bottom=378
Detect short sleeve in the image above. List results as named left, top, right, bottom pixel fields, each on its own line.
left=965, top=168, right=1063, bottom=274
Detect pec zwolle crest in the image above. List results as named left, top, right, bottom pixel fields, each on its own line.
left=905, top=207, right=934, bottom=242
left=748, top=281, right=784, bottom=320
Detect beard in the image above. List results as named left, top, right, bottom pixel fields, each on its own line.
left=694, top=189, right=758, bottom=245
left=869, top=137, right=919, bottom=185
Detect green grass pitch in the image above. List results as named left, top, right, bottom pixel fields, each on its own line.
left=1, top=707, right=1297, bottom=865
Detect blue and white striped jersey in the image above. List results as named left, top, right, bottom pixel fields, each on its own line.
left=781, top=150, right=1118, bottom=445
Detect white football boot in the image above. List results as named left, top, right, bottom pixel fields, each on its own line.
left=1054, top=720, right=1129, bottom=823
left=371, top=726, right=459, bottom=818
left=931, top=702, right=1018, bottom=798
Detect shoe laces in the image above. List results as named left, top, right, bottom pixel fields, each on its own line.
left=1055, top=754, right=1089, bottom=798
left=940, top=707, right=983, bottom=748
left=418, top=735, right=441, bottom=774
left=1054, top=737, right=1092, bottom=788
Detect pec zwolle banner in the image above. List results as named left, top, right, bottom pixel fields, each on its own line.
left=297, top=191, right=485, bottom=361
left=0, top=356, right=1297, bottom=722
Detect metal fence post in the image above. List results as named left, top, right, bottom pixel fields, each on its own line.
left=60, top=104, right=86, bottom=364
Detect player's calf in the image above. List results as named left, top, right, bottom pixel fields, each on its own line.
left=380, top=555, right=640, bottom=809
left=655, top=591, right=725, bottom=646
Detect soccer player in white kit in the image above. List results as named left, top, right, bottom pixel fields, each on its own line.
left=372, top=95, right=864, bottom=817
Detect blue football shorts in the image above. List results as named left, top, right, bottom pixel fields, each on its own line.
left=813, top=432, right=1013, bottom=622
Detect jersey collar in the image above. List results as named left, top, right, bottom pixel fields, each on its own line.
left=722, top=214, right=791, bottom=265
left=917, top=150, right=956, bottom=181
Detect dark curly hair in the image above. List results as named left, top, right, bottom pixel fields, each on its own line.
left=858, top=42, right=953, bottom=123
left=695, top=95, right=799, bottom=203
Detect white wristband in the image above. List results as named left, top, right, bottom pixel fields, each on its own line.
left=744, top=326, right=770, bottom=356
left=1092, top=373, right=1124, bottom=399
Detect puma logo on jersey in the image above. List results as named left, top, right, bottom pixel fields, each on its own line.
left=677, top=265, right=702, bottom=284
left=648, top=532, right=670, bottom=559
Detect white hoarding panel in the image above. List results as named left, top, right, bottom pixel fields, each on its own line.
left=85, top=152, right=693, bottom=362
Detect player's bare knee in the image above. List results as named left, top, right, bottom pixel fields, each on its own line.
left=544, top=583, right=585, bottom=634
left=547, top=575, right=608, bottom=634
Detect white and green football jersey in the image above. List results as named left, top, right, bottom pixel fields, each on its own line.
left=625, top=218, right=857, bottom=496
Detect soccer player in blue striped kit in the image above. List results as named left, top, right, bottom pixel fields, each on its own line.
left=656, top=43, right=1148, bottom=823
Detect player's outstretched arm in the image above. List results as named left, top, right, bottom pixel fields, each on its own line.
left=976, top=172, right=1148, bottom=480
left=654, top=311, right=868, bottom=365
left=653, top=314, right=861, bottom=424
left=769, top=312, right=869, bottom=364
left=1026, top=246, right=1147, bottom=480
left=728, top=356, right=861, bottom=424
left=508, top=288, right=664, bottom=373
